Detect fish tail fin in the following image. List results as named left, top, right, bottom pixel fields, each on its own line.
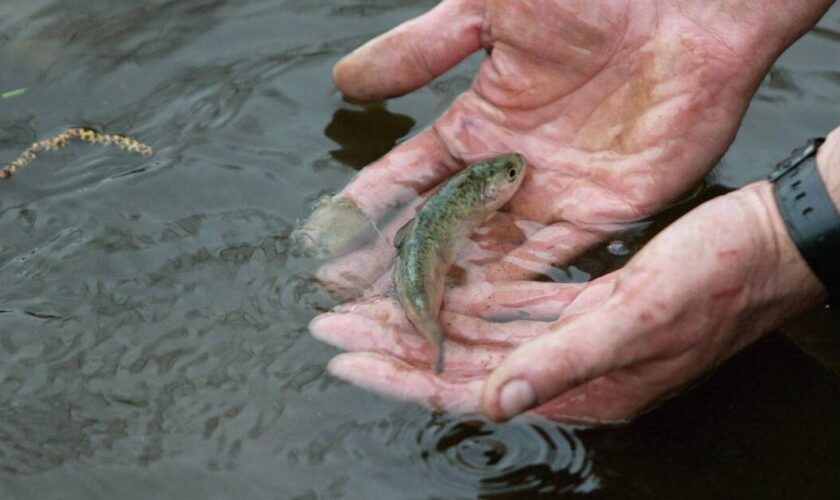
left=408, top=312, right=448, bottom=374
left=434, top=344, right=445, bottom=374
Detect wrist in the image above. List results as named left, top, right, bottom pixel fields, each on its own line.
left=757, top=128, right=840, bottom=312
left=744, top=127, right=840, bottom=315
left=743, top=181, right=827, bottom=320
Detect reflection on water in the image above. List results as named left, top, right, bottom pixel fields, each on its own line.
left=326, top=102, right=415, bottom=169
left=0, top=0, right=839, bottom=498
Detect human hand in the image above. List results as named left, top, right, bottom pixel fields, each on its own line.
left=311, top=129, right=838, bottom=421
left=296, top=0, right=830, bottom=292
left=306, top=0, right=837, bottom=423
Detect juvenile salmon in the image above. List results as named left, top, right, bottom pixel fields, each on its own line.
left=394, top=153, right=527, bottom=373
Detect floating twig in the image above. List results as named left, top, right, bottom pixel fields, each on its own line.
left=1, top=127, right=154, bottom=179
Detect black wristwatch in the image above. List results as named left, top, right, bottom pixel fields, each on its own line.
left=769, top=137, right=840, bottom=307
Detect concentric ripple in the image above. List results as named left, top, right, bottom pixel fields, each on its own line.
left=416, top=414, right=599, bottom=497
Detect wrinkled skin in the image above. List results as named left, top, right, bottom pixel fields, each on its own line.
left=309, top=0, right=837, bottom=423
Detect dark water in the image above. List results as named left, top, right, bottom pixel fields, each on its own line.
left=0, top=1, right=838, bottom=498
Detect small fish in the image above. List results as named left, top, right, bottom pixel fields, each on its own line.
left=394, top=153, right=527, bottom=373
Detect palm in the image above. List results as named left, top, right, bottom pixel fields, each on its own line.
left=307, top=0, right=786, bottom=422
left=463, top=0, right=745, bottom=226
left=322, top=0, right=762, bottom=287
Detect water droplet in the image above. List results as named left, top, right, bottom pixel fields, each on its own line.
left=607, top=240, right=630, bottom=256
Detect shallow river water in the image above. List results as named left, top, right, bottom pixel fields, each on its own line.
left=1, top=1, right=839, bottom=498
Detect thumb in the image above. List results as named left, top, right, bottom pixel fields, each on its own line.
left=480, top=298, right=647, bottom=422
left=334, top=0, right=485, bottom=100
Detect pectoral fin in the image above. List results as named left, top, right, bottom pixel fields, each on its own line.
left=393, top=217, right=418, bottom=249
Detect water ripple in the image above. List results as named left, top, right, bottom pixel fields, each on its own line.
left=416, top=414, right=599, bottom=497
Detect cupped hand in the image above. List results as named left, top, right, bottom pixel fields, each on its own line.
left=310, top=172, right=829, bottom=422
left=305, top=0, right=835, bottom=423
left=299, top=0, right=795, bottom=290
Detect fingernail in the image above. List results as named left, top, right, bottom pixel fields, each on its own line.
left=499, top=379, right=537, bottom=419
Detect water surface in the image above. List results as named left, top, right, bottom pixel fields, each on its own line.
left=1, top=1, right=839, bottom=498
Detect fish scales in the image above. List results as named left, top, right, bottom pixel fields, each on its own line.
left=394, top=153, right=527, bottom=373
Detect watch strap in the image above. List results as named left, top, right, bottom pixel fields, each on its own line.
left=770, top=138, right=840, bottom=306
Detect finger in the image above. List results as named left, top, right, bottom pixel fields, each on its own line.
left=296, top=130, right=459, bottom=260
left=560, top=275, right=617, bottom=315
left=341, top=130, right=462, bottom=220
left=480, top=278, right=650, bottom=421
left=534, top=340, right=741, bottom=425
left=328, top=351, right=696, bottom=425
left=443, top=281, right=584, bottom=321
left=314, top=194, right=425, bottom=300
left=444, top=313, right=550, bottom=346
left=328, top=352, right=485, bottom=413
left=330, top=295, right=410, bottom=328
left=311, top=311, right=507, bottom=373
left=334, top=0, right=485, bottom=100
left=441, top=277, right=615, bottom=338
left=324, top=295, right=549, bottom=346
left=313, top=230, right=397, bottom=302
left=327, top=351, right=650, bottom=424
left=477, top=222, right=606, bottom=282
left=312, top=290, right=547, bottom=345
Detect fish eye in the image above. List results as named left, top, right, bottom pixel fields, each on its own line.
left=505, top=164, right=518, bottom=182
